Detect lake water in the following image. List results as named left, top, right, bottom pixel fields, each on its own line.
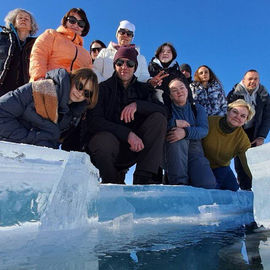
left=1, top=218, right=269, bottom=270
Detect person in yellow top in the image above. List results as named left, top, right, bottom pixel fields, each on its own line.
left=202, top=99, right=255, bottom=191
left=29, top=8, right=92, bottom=81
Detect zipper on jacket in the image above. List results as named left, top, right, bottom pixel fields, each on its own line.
left=70, top=47, right=78, bottom=71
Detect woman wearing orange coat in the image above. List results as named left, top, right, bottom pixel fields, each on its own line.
left=30, top=8, right=92, bottom=81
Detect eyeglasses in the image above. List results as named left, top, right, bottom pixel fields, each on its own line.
left=91, top=47, right=102, bottom=53
left=67, top=16, right=86, bottom=29
left=118, top=29, right=133, bottom=37
left=75, top=81, right=93, bottom=99
left=115, top=59, right=136, bottom=68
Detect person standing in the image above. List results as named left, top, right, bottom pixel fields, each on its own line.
left=29, top=8, right=91, bottom=81
left=83, top=46, right=167, bottom=184
left=179, top=63, right=192, bottom=84
left=0, top=8, right=38, bottom=96
left=190, top=65, right=227, bottom=116
left=148, top=43, right=190, bottom=109
left=89, top=40, right=106, bottom=63
left=227, top=70, right=270, bottom=190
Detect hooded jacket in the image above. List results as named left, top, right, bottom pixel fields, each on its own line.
left=0, top=68, right=87, bottom=148
left=227, top=83, right=270, bottom=140
left=0, top=26, right=35, bottom=95
left=29, top=26, right=92, bottom=81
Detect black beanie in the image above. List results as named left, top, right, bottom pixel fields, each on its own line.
left=113, top=46, right=138, bottom=70
left=179, top=63, right=192, bottom=74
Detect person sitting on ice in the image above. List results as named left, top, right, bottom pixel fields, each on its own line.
left=202, top=99, right=255, bottom=191
left=164, top=78, right=216, bottom=189
left=0, top=68, right=98, bottom=149
left=82, top=46, right=168, bottom=184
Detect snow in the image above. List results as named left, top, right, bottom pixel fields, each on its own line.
left=0, top=140, right=259, bottom=230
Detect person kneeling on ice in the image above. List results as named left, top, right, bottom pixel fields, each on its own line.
left=82, top=46, right=168, bottom=184
left=165, top=78, right=216, bottom=189
left=0, top=68, right=98, bottom=149
left=202, top=99, right=255, bottom=191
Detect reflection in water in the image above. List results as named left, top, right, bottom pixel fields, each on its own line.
left=0, top=222, right=269, bottom=270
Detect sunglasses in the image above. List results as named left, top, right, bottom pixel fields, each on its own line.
left=75, top=81, right=93, bottom=99
left=91, top=47, right=102, bottom=53
left=118, top=29, right=133, bottom=37
left=67, top=16, right=86, bottom=29
left=115, top=59, right=136, bottom=68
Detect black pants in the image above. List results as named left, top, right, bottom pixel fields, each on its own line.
left=87, top=112, right=167, bottom=184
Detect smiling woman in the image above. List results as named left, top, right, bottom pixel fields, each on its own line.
left=202, top=99, right=255, bottom=191
left=0, top=68, right=98, bottom=149
left=29, top=8, right=92, bottom=81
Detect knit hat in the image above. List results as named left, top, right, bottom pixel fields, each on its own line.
left=116, top=20, right=135, bottom=38
left=179, top=63, right=192, bottom=74
left=113, top=46, right=138, bottom=70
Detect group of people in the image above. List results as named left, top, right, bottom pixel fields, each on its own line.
left=0, top=8, right=269, bottom=191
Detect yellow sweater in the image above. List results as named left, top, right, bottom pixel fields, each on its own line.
left=202, top=116, right=251, bottom=177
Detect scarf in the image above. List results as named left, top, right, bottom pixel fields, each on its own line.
left=32, top=79, right=58, bottom=123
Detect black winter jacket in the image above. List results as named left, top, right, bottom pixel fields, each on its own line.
left=82, top=72, right=167, bottom=143
left=0, top=68, right=87, bottom=148
left=148, top=58, right=193, bottom=109
left=0, top=26, right=36, bottom=96
left=227, top=83, right=270, bottom=140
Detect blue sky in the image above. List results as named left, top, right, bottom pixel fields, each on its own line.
left=2, top=0, right=270, bottom=94
left=1, top=0, right=270, bottom=183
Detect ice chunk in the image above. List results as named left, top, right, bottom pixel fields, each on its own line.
left=0, top=141, right=254, bottom=229
left=40, top=152, right=99, bottom=231
left=246, top=143, right=270, bottom=228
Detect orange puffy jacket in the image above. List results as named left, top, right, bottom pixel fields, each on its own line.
left=29, top=26, right=92, bottom=81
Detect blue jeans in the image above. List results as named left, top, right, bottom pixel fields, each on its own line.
left=212, top=166, right=239, bottom=191
left=165, top=139, right=216, bottom=189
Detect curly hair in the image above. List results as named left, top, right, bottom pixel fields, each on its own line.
left=4, top=8, right=38, bottom=36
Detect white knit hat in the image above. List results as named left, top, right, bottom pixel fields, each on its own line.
left=116, top=20, right=135, bottom=38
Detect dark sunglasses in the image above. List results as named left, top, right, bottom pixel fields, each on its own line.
left=118, top=29, right=133, bottom=37
left=75, top=81, right=93, bottom=99
left=115, top=59, right=136, bottom=68
left=91, top=47, right=102, bottom=53
left=67, top=16, right=86, bottom=29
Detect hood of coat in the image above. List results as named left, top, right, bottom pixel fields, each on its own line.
left=56, top=25, right=83, bottom=46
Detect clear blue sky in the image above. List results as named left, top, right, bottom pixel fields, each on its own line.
left=1, top=0, right=270, bottom=93
left=1, top=0, right=270, bottom=183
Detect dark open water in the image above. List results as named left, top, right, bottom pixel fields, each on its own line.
left=0, top=220, right=269, bottom=270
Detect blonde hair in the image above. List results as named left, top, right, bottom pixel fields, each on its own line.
left=228, top=99, right=255, bottom=122
left=4, top=8, right=38, bottom=36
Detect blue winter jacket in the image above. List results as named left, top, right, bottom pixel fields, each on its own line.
left=168, top=102, right=208, bottom=140
left=0, top=68, right=87, bottom=148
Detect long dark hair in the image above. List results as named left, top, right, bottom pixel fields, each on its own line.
left=193, top=65, right=221, bottom=84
